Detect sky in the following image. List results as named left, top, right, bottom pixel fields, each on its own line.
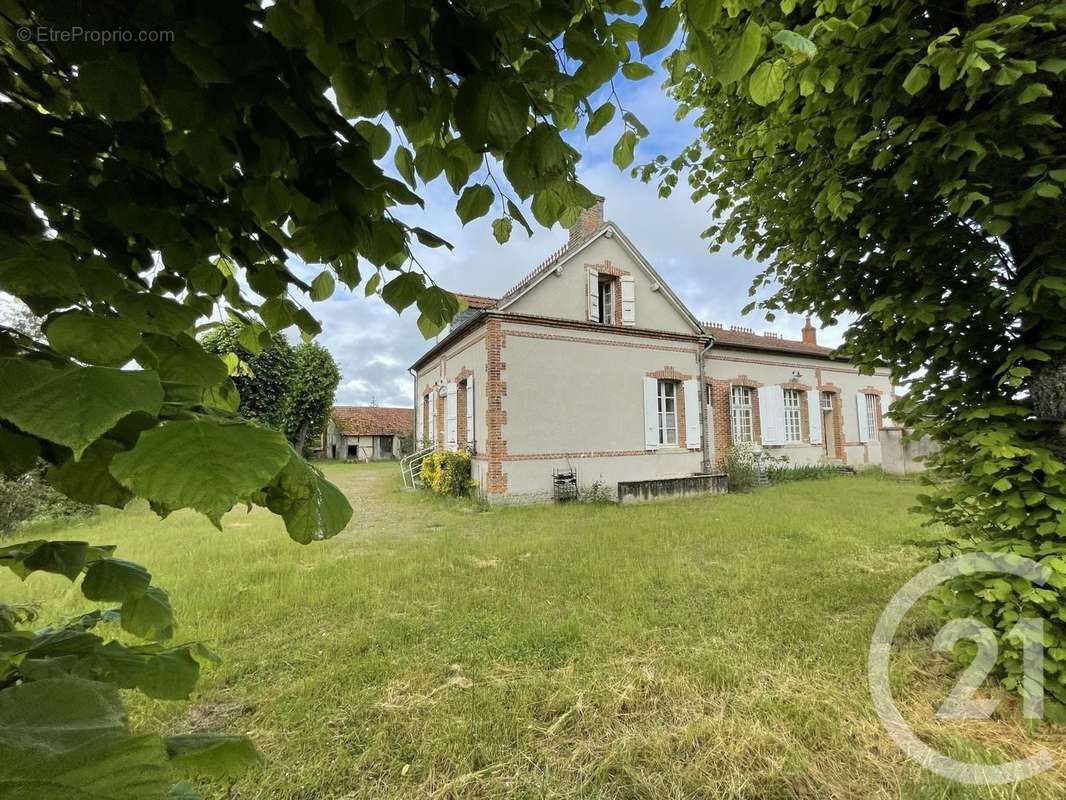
left=294, top=73, right=848, bottom=409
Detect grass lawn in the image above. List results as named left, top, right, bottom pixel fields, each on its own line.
left=5, top=464, right=1066, bottom=799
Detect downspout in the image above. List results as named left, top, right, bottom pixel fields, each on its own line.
left=697, top=335, right=715, bottom=474
left=408, top=367, right=417, bottom=451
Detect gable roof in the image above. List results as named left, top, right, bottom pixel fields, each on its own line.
left=332, top=406, right=412, bottom=436
left=494, top=222, right=705, bottom=334
left=456, top=293, right=498, bottom=310
left=703, top=322, right=837, bottom=358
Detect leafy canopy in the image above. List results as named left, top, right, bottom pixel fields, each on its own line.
left=646, top=0, right=1066, bottom=718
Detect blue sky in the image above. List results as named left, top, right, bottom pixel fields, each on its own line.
left=296, top=70, right=843, bottom=408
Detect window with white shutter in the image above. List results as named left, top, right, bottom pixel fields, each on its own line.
left=807, top=390, right=823, bottom=445
left=587, top=269, right=600, bottom=321
left=855, top=392, right=870, bottom=442
left=757, top=385, right=785, bottom=445
left=643, top=377, right=659, bottom=450
left=445, top=383, right=458, bottom=450
left=683, top=379, right=701, bottom=450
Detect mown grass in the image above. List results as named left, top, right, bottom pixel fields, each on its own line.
left=5, top=464, right=1066, bottom=799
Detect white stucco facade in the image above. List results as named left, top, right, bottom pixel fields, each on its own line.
left=411, top=205, right=894, bottom=503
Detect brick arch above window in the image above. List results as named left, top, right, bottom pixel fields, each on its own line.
left=819, top=383, right=842, bottom=394
left=589, top=259, right=630, bottom=277
left=861, top=385, right=885, bottom=395
left=728, top=374, right=764, bottom=389
left=647, top=366, right=692, bottom=381
left=455, top=367, right=474, bottom=382
left=782, top=379, right=812, bottom=392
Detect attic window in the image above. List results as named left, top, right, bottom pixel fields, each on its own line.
left=598, top=276, right=616, bottom=324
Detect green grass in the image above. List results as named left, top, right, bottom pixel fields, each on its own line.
left=5, top=465, right=1066, bottom=799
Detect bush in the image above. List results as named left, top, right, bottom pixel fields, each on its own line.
left=581, top=480, right=615, bottom=504
left=0, top=465, right=93, bottom=534
left=767, top=463, right=840, bottom=483
left=724, top=444, right=759, bottom=492
left=420, top=451, right=475, bottom=497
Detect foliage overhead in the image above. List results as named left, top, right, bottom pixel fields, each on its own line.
left=647, top=0, right=1066, bottom=717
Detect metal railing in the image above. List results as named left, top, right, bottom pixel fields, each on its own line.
left=400, top=445, right=435, bottom=489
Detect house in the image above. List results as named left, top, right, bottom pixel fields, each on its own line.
left=410, top=198, right=894, bottom=502
left=321, top=406, right=412, bottom=460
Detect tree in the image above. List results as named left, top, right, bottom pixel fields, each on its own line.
left=201, top=321, right=296, bottom=430
left=284, top=342, right=341, bottom=455
left=646, top=1, right=1066, bottom=717
left=0, top=0, right=670, bottom=790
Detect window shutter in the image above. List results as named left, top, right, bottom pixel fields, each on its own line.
left=683, top=379, right=701, bottom=449
left=465, top=376, right=474, bottom=447
left=445, top=383, right=458, bottom=450
left=757, top=385, right=785, bottom=445
left=620, top=276, right=636, bottom=326
left=807, top=390, right=822, bottom=445
left=429, top=391, right=437, bottom=447
left=587, top=269, right=600, bottom=321
left=643, top=377, right=659, bottom=450
left=855, top=392, right=870, bottom=442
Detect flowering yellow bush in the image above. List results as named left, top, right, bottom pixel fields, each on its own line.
left=419, top=451, right=474, bottom=497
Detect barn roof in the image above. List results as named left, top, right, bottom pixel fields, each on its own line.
left=332, top=406, right=412, bottom=436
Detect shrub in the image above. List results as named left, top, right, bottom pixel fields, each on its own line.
left=0, top=465, right=93, bottom=535
left=581, top=480, right=615, bottom=504
left=420, top=451, right=474, bottom=497
left=766, top=463, right=840, bottom=483
left=724, top=444, right=759, bottom=492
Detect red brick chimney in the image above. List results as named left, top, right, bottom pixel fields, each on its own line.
left=801, top=316, right=818, bottom=345
left=568, top=196, right=605, bottom=249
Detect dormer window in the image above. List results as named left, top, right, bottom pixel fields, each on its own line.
left=598, top=276, right=616, bottom=324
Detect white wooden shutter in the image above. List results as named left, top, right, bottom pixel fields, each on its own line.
left=445, top=383, right=458, bottom=450
left=587, top=269, right=599, bottom=321
left=643, top=377, right=659, bottom=450
left=465, top=376, right=474, bottom=447
left=429, top=389, right=437, bottom=447
left=758, top=385, right=785, bottom=445
left=807, top=390, right=822, bottom=445
left=683, top=379, right=701, bottom=450
left=620, top=275, right=636, bottom=326
left=856, top=392, right=870, bottom=442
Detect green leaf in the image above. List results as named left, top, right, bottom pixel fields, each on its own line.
left=141, top=335, right=228, bottom=388
left=622, top=62, right=655, bottom=80
left=585, top=101, right=616, bottom=136
left=492, top=216, right=513, bottom=244
left=718, top=20, right=763, bottom=85
left=454, top=74, right=530, bottom=150
left=49, top=439, right=133, bottom=509
left=686, top=0, right=722, bottom=30
left=262, top=454, right=353, bottom=543
left=109, top=419, right=292, bottom=524
left=394, top=146, right=417, bottom=189
left=506, top=201, right=535, bottom=237
left=456, top=185, right=495, bottom=225
left=772, top=29, right=817, bottom=58
left=309, top=271, right=336, bottom=301
left=76, top=57, right=147, bottom=121
left=166, top=734, right=260, bottom=780
left=332, top=254, right=361, bottom=289
left=354, top=121, right=391, bottom=160
left=0, top=677, right=169, bottom=799
left=414, top=144, right=446, bottom=183
left=22, top=541, right=89, bottom=582
left=412, top=228, right=452, bottom=249
left=120, top=586, right=174, bottom=641
left=613, top=130, right=638, bottom=169
left=112, top=291, right=200, bottom=336
left=242, top=178, right=291, bottom=223
left=381, top=272, right=425, bottom=314
left=903, top=64, right=931, bottom=95
left=0, top=428, right=39, bottom=478
left=0, top=360, right=164, bottom=459
left=638, top=2, right=680, bottom=57
left=82, top=558, right=151, bottom=603
left=44, top=312, right=140, bottom=367
left=749, top=60, right=787, bottom=106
